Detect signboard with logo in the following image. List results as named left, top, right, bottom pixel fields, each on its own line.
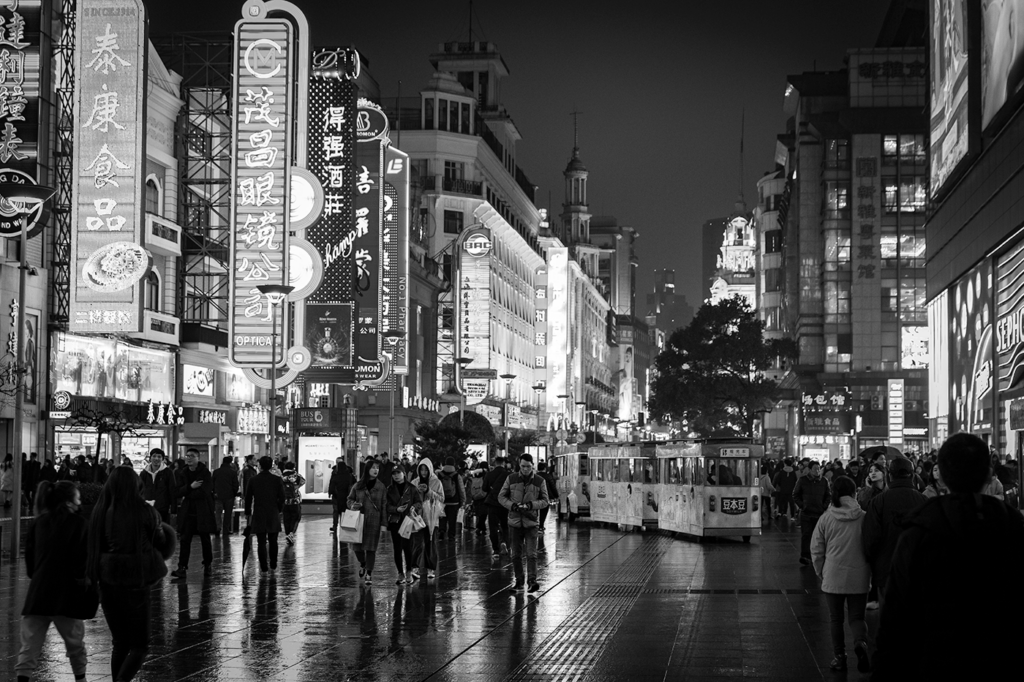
left=70, top=0, right=149, bottom=333
left=293, top=407, right=343, bottom=431
left=228, top=18, right=293, bottom=368
left=182, top=364, right=214, bottom=397
left=851, top=142, right=883, bottom=371
left=0, top=0, right=47, bottom=239
left=184, top=407, right=227, bottom=426
left=381, top=144, right=410, bottom=378
left=458, top=226, right=492, bottom=375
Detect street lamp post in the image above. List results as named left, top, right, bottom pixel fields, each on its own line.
left=256, top=284, right=294, bottom=461
left=557, top=394, right=569, bottom=430
left=382, top=331, right=405, bottom=460
left=500, top=373, right=516, bottom=455
left=575, top=401, right=587, bottom=433
left=0, top=183, right=54, bottom=560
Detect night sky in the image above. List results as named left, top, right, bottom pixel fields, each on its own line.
left=149, top=0, right=893, bottom=312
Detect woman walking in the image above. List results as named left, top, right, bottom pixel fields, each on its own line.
left=87, top=467, right=173, bottom=682
left=16, top=480, right=94, bottom=682
left=386, top=466, right=423, bottom=584
left=412, top=457, right=444, bottom=580
left=811, top=475, right=871, bottom=673
left=1, top=453, right=14, bottom=508
left=347, top=458, right=387, bottom=584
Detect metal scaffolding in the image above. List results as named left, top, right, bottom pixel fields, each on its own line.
left=49, top=0, right=76, bottom=328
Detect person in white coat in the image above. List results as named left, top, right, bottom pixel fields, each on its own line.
left=811, top=475, right=871, bottom=674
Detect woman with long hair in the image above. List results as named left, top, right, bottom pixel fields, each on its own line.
left=16, top=480, right=93, bottom=682
left=385, top=465, right=423, bottom=584
left=1, top=453, right=14, bottom=508
left=856, top=461, right=888, bottom=510
left=412, top=457, right=445, bottom=580
left=87, top=466, right=171, bottom=682
left=347, top=458, right=387, bottom=584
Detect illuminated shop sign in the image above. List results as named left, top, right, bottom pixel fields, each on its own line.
left=228, top=18, right=293, bottom=368
left=182, top=364, right=214, bottom=396
left=50, top=331, right=174, bottom=404
left=997, top=239, right=1024, bottom=392
left=146, top=401, right=184, bottom=426
left=194, top=408, right=227, bottom=426
left=236, top=405, right=270, bottom=434
left=888, top=378, right=904, bottom=446
left=381, top=144, right=410, bottom=376
left=951, top=260, right=993, bottom=432
left=546, top=247, right=569, bottom=414
left=458, top=227, right=492, bottom=383
left=0, top=0, right=46, bottom=239
left=930, top=0, right=969, bottom=195
left=69, top=0, right=149, bottom=333
left=801, top=389, right=851, bottom=412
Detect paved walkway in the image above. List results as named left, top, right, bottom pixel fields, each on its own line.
left=1, top=515, right=877, bottom=681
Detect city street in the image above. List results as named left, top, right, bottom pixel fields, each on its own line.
left=2, top=516, right=875, bottom=681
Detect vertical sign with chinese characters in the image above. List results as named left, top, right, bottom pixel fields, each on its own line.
left=228, top=19, right=293, bottom=368
left=305, top=49, right=357, bottom=381
left=458, top=226, right=491, bottom=369
left=888, top=378, right=904, bottom=446
left=382, top=144, right=409, bottom=376
left=546, top=247, right=569, bottom=414
left=0, top=0, right=47, bottom=239
left=69, top=0, right=148, bottom=333
left=852, top=137, right=883, bottom=371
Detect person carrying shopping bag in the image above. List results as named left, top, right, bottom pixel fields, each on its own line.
left=411, top=457, right=444, bottom=580
left=386, top=466, right=423, bottom=584
left=346, top=458, right=387, bottom=585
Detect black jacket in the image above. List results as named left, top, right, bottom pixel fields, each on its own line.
left=245, top=470, right=285, bottom=534
left=861, top=477, right=927, bottom=587
left=140, top=464, right=177, bottom=513
left=385, top=480, right=423, bottom=530
left=539, top=471, right=558, bottom=501
left=212, top=462, right=240, bottom=502
left=328, top=464, right=354, bottom=501
left=176, top=463, right=217, bottom=534
left=793, top=475, right=830, bottom=517
left=872, top=495, right=1024, bottom=681
left=23, top=509, right=92, bottom=619
left=483, top=466, right=511, bottom=508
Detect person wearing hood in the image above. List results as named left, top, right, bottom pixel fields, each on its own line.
left=499, top=453, right=550, bottom=592
left=437, top=456, right=466, bottom=540
left=860, top=457, right=926, bottom=611
left=771, top=458, right=798, bottom=521
left=139, top=448, right=176, bottom=524
left=411, top=458, right=444, bottom=580
left=811, top=475, right=871, bottom=673
left=793, top=461, right=831, bottom=565
left=347, top=458, right=388, bottom=584
left=386, top=466, right=423, bottom=584
left=171, top=449, right=216, bottom=579
left=211, top=456, right=240, bottom=536
left=871, top=433, right=1024, bottom=681
left=280, top=462, right=306, bottom=545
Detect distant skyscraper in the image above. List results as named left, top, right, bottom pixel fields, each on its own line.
left=646, top=268, right=694, bottom=334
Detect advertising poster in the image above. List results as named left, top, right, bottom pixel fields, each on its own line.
left=51, top=333, right=173, bottom=403
left=930, top=0, right=970, bottom=194
left=950, top=259, right=994, bottom=433
left=996, top=238, right=1024, bottom=392
left=298, top=436, right=342, bottom=501
left=305, top=303, right=353, bottom=368
left=982, top=0, right=1024, bottom=128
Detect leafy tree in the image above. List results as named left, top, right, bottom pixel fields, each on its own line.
left=648, top=295, right=797, bottom=438
left=413, top=418, right=473, bottom=468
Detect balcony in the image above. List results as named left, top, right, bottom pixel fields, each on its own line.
left=442, top=176, right=482, bottom=196
left=130, top=310, right=181, bottom=346
left=146, top=214, right=182, bottom=257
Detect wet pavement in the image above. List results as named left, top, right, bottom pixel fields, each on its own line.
left=1, top=514, right=879, bottom=681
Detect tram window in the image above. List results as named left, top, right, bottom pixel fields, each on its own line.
left=682, top=458, right=692, bottom=485
left=621, top=459, right=633, bottom=482
left=706, top=458, right=718, bottom=484
left=594, top=461, right=604, bottom=481
left=580, top=455, right=589, bottom=476
left=694, top=458, right=704, bottom=485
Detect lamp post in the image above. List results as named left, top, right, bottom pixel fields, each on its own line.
left=557, top=394, right=569, bottom=430
left=500, top=373, right=516, bottom=455
left=575, top=401, right=587, bottom=433
left=382, top=331, right=405, bottom=460
left=0, top=182, right=55, bottom=559
left=256, top=284, right=294, bottom=461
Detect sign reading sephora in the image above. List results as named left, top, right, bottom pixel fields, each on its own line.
left=228, top=17, right=293, bottom=368
left=69, top=0, right=149, bottom=333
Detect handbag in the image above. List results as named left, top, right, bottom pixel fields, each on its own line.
left=398, top=515, right=416, bottom=539
left=410, top=512, right=426, bottom=531
left=337, top=513, right=364, bottom=544
left=340, top=509, right=361, bottom=531
left=456, top=507, right=465, bottom=525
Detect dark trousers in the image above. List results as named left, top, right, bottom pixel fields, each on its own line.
left=354, top=549, right=377, bottom=574
left=509, top=525, right=539, bottom=583
left=215, top=498, right=234, bottom=534
left=331, top=498, right=342, bottom=529
left=473, top=500, right=488, bottom=533
left=539, top=506, right=549, bottom=531
left=776, top=493, right=796, bottom=517
left=487, top=505, right=509, bottom=554
left=179, top=526, right=213, bottom=569
left=824, top=592, right=868, bottom=655
left=413, top=527, right=436, bottom=571
left=101, top=584, right=151, bottom=682
left=156, top=507, right=171, bottom=525
left=389, top=527, right=414, bottom=574
left=439, top=504, right=460, bottom=537
left=800, top=514, right=820, bottom=560
left=283, top=504, right=301, bottom=535
left=256, top=532, right=279, bottom=571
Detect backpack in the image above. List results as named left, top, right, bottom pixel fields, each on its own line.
left=283, top=476, right=299, bottom=505
left=441, top=473, right=458, bottom=502
left=470, top=475, right=486, bottom=501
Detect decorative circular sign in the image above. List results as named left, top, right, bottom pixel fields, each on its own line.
left=0, top=170, right=47, bottom=238
left=53, top=390, right=72, bottom=410
left=289, top=167, right=323, bottom=231
left=464, top=232, right=492, bottom=257
left=81, top=242, right=151, bottom=292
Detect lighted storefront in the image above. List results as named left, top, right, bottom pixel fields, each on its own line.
left=800, top=389, right=853, bottom=461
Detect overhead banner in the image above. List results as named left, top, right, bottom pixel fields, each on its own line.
left=69, top=0, right=148, bottom=333
left=228, top=17, right=293, bottom=368
left=305, top=48, right=358, bottom=382
left=0, top=0, right=47, bottom=239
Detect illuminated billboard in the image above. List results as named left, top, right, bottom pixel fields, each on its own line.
left=930, top=0, right=970, bottom=195
left=950, top=259, right=993, bottom=433
left=458, top=226, right=492, bottom=387
left=69, top=0, right=148, bottom=333
left=0, top=0, right=46, bottom=239
left=228, top=18, right=293, bottom=368
left=546, top=247, right=569, bottom=414
left=982, top=0, right=1024, bottom=128
left=382, top=144, right=410, bottom=376
left=51, top=332, right=174, bottom=404
left=996, top=238, right=1024, bottom=392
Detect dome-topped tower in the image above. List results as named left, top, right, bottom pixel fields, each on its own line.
left=560, top=112, right=590, bottom=244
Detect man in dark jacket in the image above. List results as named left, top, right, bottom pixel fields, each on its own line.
left=171, top=449, right=216, bottom=578
left=860, top=456, right=926, bottom=609
left=245, top=455, right=286, bottom=574
left=499, top=453, right=550, bottom=592
left=846, top=460, right=866, bottom=488
left=139, top=448, right=177, bottom=523
left=772, top=458, right=798, bottom=520
left=793, top=461, right=831, bottom=565
left=536, top=461, right=558, bottom=532
left=328, top=458, right=354, bottom=534
left=483, top=456, right=511, bottom=558
left=211, top=456, right=240, bottom=536
left=240, top=455, right=258, bottom=503
left=22, top=452, right=41, bottom=509
left=437, top=456, right=466, bottom=540
left=872, top=433, right=1024, bottom=681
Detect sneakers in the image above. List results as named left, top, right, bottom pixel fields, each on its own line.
left=427, top=571, right=436, bottom=579
left=410, top=570, right=420, bottom=581
left=866, top=600, right=879, bottom=610
left=500, top=542, right=508, bottom=555
left=329, top=527, right=336, bottom=534
left=359, top=566, right=366, bottom=578
left=170, top=567, right=187, bottom=579
left=364, top=573, right=372, bottom=585
left=528, top=582, right=540, bottom=593
left=491, top=552, right=501, bottom=560
left=829, top=654, right=847, bottom=671
left=854, top=641, right=870, bottom=673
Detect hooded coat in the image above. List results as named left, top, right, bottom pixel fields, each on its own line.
left=860, top=477, right=926, bottom=589
left=810, top=496, right=870, bottom=594
left=22, top=509, right=93, bottom=619
left=347, top=468, right=388, bottom=552
left=413, top=458, right=445, bottom=532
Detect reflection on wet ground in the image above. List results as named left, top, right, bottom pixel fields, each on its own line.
left=1, top=515, right=874, bottom=680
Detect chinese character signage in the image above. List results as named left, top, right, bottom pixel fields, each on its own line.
left=70, top=0, right=149, bottom=333
left=546, top=247, right=569, bottom=413
left=457, top=226, right=492, bottom=388
left=0, top=0, right=46, bottom=238
left=381, top=144, right=409, bottom=377
left=888, top=378, right=905, bottom=446
left=852, top=143, right=882, bottom=370
left=305, top=49, right=357, bottom=381
left=228, top=18, right=293, bottom=368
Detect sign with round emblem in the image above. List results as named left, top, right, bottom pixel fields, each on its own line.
left=0, top=170, right=48, bottom=238
left=52, top=390, right=72, bottom=411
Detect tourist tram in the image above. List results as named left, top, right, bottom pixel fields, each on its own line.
left=550, top=445, right=591, bottom=518
left=562, top=438, right=763, bottom=542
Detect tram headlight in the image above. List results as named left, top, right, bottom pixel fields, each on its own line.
left=709, top=495, right=716, bottom=512
left=752, top=494, right=759, bottom=512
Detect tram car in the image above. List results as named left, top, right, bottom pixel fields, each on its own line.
left=656, top=439, right=763, bottom=542
left=586, top=442, right=661, bottom=530
left=551, top=445, right=591, bottom=518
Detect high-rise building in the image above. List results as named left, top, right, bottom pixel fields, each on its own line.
left=707, top=199, right=756, bottom=308
left=646, top=269, right=694, bottom=335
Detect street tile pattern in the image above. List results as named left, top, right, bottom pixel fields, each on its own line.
left=1, top=516, right=875, bottom=681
